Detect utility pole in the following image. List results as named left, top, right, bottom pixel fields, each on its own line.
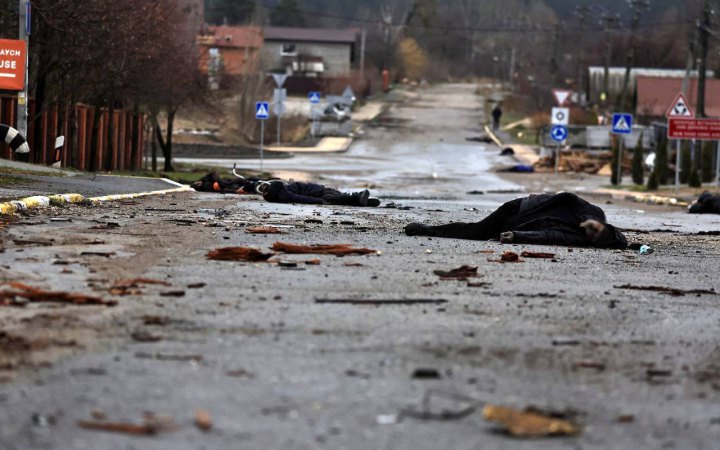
left=696, top=0, right=710, bottom=118
left=600, top=13, right=620, bottom=106
left=17, top=0, right=29, bottom=140
left=618, top=0, right=649, bottom=111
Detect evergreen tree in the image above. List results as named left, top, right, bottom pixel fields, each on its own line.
left=205, top=0, right=255, bottom=25
left=271, top=0, right=306, bottom=27
left=654, top=137, right=669, bottom=185
left=701, top=141, right=715, bottom=183
left=646, top=170, right=659, bottom=191
left=631, top=134, right=644, bottom=185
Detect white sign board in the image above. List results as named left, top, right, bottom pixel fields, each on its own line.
left=551, top=107, right=569, bottom=126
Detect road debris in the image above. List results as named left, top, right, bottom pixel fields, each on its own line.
left=207, top=247, right=275, bottom=262
left=246, top=226, right=285, bottom=234
left=572, top=360, right=606, bottom=372
left=135, top=352, right=203, bottom=362
left=412, top=368, right=442, bottom=379
left=434, top=265, right=479, bottom=280
left=376, top=414, right=398, bottom=425
left=160, top=290, right=186, bottom=297
left=187, top=283, right=206, bottom=289
left=0, top=282, right=116, bottom=307
left=482, top=405, right=580, bottom=437
left=639, top=245, right=654, bottom=255
left=77, top=413, right=178, bottom=435
left=615, top=284, right=717, bottom=297
left=401, top=390, right=477, bottom=421
left=315, top=298, right=447, bottom=305
left=271, top=242, right=378, bottom=256
left=501, top=252, right=521, bottom=262
left=195, top=409, right=213, bottom=431
left=520, top=251, right=556, bottom=259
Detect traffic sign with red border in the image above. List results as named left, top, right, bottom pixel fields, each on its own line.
left=666, top=92, right=695, bottom=119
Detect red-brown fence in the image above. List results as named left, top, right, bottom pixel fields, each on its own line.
left=0, top=96, right=146, bottom=171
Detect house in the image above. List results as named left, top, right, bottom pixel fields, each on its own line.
left=587, top=67, right=713, bottom=103
left=197, top=26, right=263, bottom=88
left=261, top=27, right=358, bottom=78
left=636, top=76, right=720, bottom=118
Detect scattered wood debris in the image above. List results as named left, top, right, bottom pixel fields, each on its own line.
left=615, top=284, right=717, bottom=297
left=0, top=282, right=116, bottom=307
left=316, top=298, right=447, bottom=305
left=195, top=409, right=213, bottom=432
left=77, top=413, right=178, bottom=435
left=246, top=226, right=285, bottom=234
left=271, top=242, right=378, bottom=256
left=482, top=405, right=580, bottom=437
left=434, top=265, right=479, bottom=280
left=521, top=251, right=556, bottom=259
left=206, top=247, right=275, bottom=262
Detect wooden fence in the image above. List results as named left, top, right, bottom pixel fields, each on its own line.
left=0, top=96, right=146, bottom=171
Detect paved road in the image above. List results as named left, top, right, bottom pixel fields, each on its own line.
left=0, top=173, right=181, bottom=201
left=1, top=84, right=720, bottom=450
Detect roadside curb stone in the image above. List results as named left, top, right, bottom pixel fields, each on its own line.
left=0, top=180, right=193, bottom=215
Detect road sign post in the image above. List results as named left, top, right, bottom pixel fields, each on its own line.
left=273, top=88, right=287, bottom=146
left=550, top=107, right=570, bottom=175
left=716, top=141, right=720, bottom=186
left=15, top=1, right=29, bottom=141
left=256, top=102, right=270, bottom=172
left=309, top=92, right=321, bottom=139
left=611, top=113, right=633, bottom=185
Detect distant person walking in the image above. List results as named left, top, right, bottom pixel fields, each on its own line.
left=492, top=105, right=503, bottom=130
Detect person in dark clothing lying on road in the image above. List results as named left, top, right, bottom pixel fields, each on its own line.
left=689, top=191, right=720, bottom=214
left=190, top=172, right=259, bottom=194
left=404, top=192, right=627, bottom=249
left=257, top=180, right=381, bottom=207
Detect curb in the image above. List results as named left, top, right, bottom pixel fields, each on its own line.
left=0, top=179, right=193, bottom=215
left=589, top=189, right=689, bottom=208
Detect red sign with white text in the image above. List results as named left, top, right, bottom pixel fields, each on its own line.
left=0, top=39, right=26, bottom=91
left=668, top=118, right=720, bottom=140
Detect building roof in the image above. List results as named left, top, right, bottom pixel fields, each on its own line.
left=588, top=66, right=713, bottom=78
left=263, top=27, right=357, bottom=44
left=636, top=76, right=720, bottom=118
left=199, top=25, right=263, bottom=49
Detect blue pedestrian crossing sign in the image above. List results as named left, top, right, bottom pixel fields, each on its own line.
left=611, top=113, right=633, bottom=135
left=308, top=92, right=321, bottom=104
left=255, top=102, right=270, bottom=120
left=550, top=125, right=568, bottom=143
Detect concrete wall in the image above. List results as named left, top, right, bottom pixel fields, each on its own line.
left=262, top=41, right=353, bottom=76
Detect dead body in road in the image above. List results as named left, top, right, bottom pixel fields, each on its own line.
left=258, top=180, right=381, bottom=207
left=689, top=191, right=720, bottom=214
left=191, top=172, right=258, bottom=194
left=405, top=192, right=627, bottom=249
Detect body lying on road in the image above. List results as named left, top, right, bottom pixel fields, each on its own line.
left=258, top=181, right=380, bottom=207
left=190, top=172, right=258, bottom=194
left=405, top=192, right=627, bottom=249
left=689, top=191, right=720, bottom=214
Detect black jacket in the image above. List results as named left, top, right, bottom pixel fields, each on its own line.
left=263, top=181, right=326, bottom=204
left=689, top=191, right=720, bottom=214
left=508, top=193, right=627, bottom=249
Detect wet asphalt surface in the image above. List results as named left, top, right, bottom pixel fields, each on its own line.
left=1, top=84, right=720, bottom=449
